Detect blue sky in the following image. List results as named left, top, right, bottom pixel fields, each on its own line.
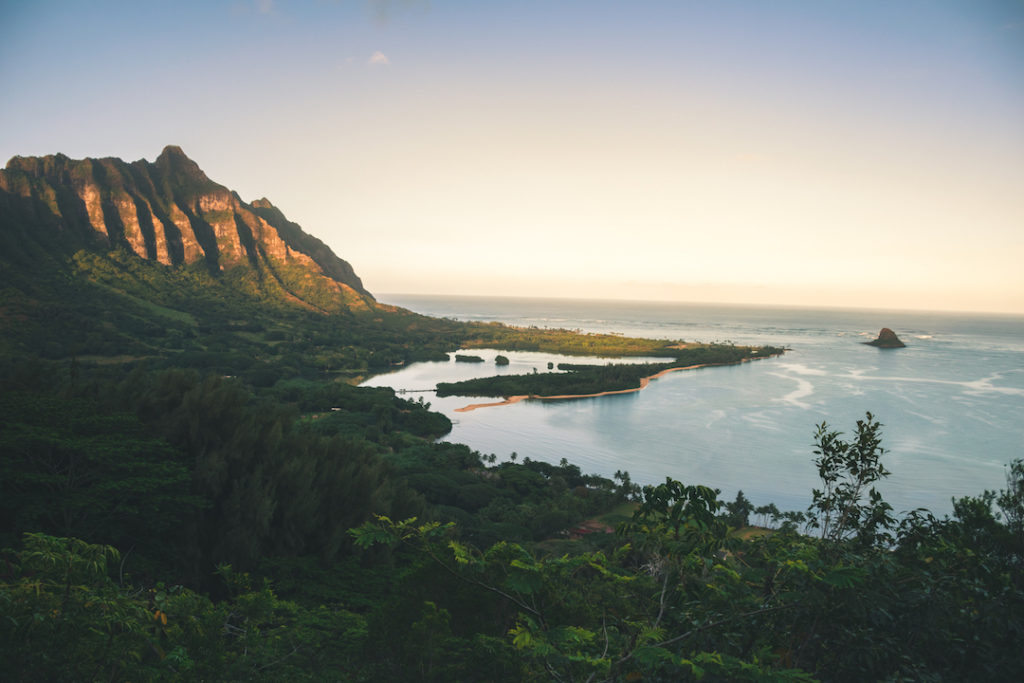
left=2, top=0, right=1022, bottom=312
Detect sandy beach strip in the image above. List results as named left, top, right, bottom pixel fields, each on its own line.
left=453, top=395, right=530, bottom=412
left=452, top=357, right=774, bottom=413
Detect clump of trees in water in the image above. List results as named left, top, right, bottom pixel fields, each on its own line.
left=438, top=345, right=784, bottom=398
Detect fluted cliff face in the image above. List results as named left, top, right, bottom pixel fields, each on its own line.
left=0, top=146, right=374, bottom=311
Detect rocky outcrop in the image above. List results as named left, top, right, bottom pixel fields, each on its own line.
left=0, top=145, right=373, bottom=311
left=865, top=328, right=906, bottom=348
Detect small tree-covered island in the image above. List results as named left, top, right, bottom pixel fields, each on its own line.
left=1, top=149, right=1021, bottom=681
left=437, top=346, right=782, bottom=405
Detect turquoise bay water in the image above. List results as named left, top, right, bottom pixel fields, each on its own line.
left=364, top=295, right=1024, bottom=516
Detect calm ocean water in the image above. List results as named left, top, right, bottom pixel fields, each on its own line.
left=364, top=294, right=1024, bottom=516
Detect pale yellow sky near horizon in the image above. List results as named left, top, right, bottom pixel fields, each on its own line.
left=274, top=78, right=1024, bottom=314
left=2, top=1, right=1022, bottom=314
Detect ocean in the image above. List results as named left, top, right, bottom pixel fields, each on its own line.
left=363, top=294, right=1024, bottom=517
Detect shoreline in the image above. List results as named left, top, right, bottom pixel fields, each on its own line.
left=453, top=354, right=779, bottom=412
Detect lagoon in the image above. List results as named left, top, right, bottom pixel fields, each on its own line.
left=363, top=295, right=1024, bottom=516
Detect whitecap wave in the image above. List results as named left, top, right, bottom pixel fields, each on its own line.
left=778, top=363, right=828, bottom=376
left=844, top=370, right=1024, bottom=397
left=771, top=372, right=815, bottom=408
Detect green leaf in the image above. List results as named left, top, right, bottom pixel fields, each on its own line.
left=821, top=564, right=867, bottom=588
left=633, top=645, right=675, bottom=666
left=448, top=541, right=475, bottom=566
left=510, top=558, right=539, bottom=572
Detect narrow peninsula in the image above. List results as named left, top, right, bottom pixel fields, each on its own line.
left=438, top=344, right=785, bottom=411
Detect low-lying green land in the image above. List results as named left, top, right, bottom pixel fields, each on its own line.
left=460, top=323, right=696, bottom=357
left=437, top=344, right=783, bottom=398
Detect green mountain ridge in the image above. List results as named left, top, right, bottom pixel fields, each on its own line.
left=0, top=146, right=716, bottom=375
left=0, top=145, right=373, bottom=313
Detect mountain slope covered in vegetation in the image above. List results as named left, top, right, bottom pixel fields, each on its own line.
left=0, top=146, right=371, bottom=308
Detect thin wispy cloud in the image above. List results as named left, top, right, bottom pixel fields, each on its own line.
left=368, top=51, right=391, bottom=66
left=255, top=0, right=274, bottom=15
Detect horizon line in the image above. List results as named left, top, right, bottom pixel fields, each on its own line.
left=376, top=291, right=1024, bottom=318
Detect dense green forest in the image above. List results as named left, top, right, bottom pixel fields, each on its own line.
left=2, top=369, right=1022, bottom=681
left=1, top=249, right=1022, bottom=681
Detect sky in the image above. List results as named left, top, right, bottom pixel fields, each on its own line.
left=2, top=0, right=1023, bottom=313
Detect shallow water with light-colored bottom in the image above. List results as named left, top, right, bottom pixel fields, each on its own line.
left=363, top=295, right=1024, bottom=516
